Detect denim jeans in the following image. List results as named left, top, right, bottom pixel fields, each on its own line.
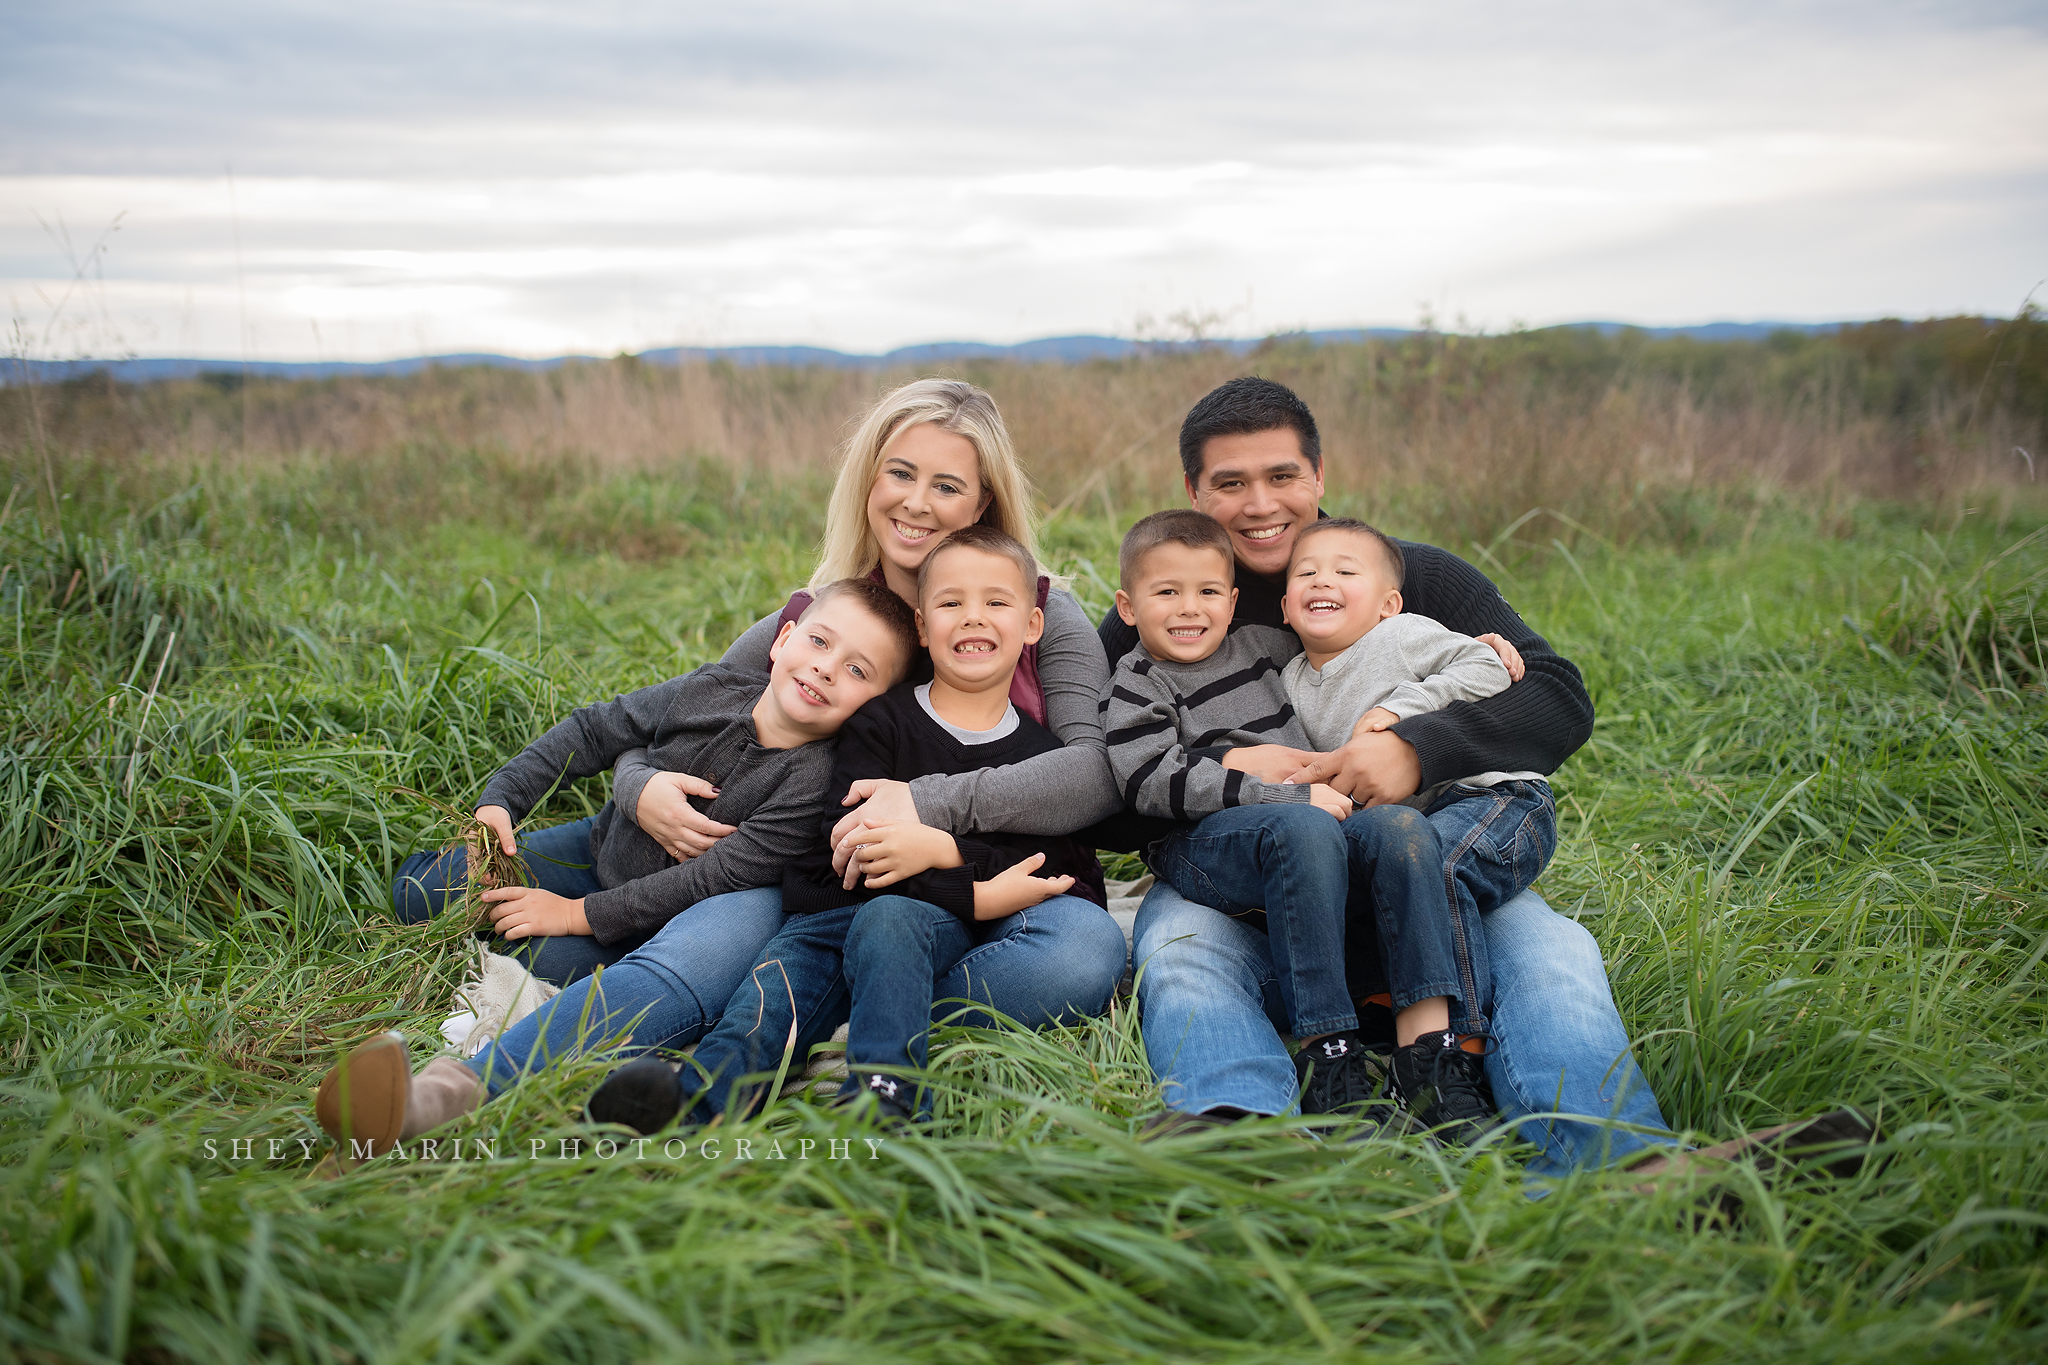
left=465, top=884, right=788, bottom=1092
left=843, top=895, right=990, bottom=1114
left=390, top=816, right=639, bottom=986
left=685, top=892, right=1126, bottom=1122
left=1154, top=804, right=1363, bottom=1039
left=1132, top=878, right=1676, bottom=1176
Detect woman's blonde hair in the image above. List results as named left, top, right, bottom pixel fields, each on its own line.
left=809, top=378, right=1044, bottom=590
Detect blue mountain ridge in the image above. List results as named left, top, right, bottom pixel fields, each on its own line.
left=5, top=322, right=1850, bottom=387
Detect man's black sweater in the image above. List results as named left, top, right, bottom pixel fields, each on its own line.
left=783, top=686, right=1108, bottom=922
left=1097, top=535, right=1594, bottom=789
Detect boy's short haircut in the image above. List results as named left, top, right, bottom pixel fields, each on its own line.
left=915, top=523, right=1038, bottom=604
left=800, top=578, right=921, bottom=682
left=1118, top=509, right=1235, bottom=591
left=1292, top=517, right=1405, bottom=585
left=1178, top=376, right=1322, bottom=484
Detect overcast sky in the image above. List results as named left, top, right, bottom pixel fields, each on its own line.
left=4, top=0, right=2044, bottom=361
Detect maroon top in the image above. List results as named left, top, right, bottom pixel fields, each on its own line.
left=774, top=572, right=1053, bottom=727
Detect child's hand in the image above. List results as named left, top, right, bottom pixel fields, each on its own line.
left=973, top=853, right=1076, bottom=920
left=635, top=770, right=738, bottom=862
left=845, top=819, right=962, bottom=890
left=1352, top=706, right=1400, bottom=735
left=483, top=885, right=591, bottom=939
left=1221, top=744, right=1321, bottom=782
left=831, top=779, right=918, bottom=876
left=1476, top=633, right=1525, bottom=681
left=475, top=806, right=518, bottom=857
left=1307, top=784, right=1355, bottom=821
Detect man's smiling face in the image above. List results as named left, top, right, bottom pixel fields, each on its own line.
left=1185, top=428, right=1326, bottom=580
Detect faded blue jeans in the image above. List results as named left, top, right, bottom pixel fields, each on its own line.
left=391, top=816, right=638, bottom=986
left=1132, top=879, right=1675, bottom=1176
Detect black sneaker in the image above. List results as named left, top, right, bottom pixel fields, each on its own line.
left=1390, top=1031, right=1496, bottom=1146
left=1141, top=1106, right=1251, bottom=1138
left=837, top=1072, right=915, bottom=1126
left=585, top=1055, right=684, bottom=1134
left=1295, top=1031, right=1394, bottom=1116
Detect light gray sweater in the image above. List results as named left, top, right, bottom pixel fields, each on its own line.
left=1100, top=625, right=1315, bottom=821
left=1282, top=613, right=1542, bottom=805
left=615, top=586, right=1120, bottom=839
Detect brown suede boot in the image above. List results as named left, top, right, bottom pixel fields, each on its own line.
left=316, top=1034, right=486, bottom=1168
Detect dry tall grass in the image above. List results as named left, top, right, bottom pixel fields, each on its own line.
left=8, top=322, right=2043, bottom=554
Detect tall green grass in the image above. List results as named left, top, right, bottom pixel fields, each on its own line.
left=1, top=462, right=2043, bottom=1362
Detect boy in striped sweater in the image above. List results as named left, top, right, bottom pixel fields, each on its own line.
left=1101, top=510, right=1507, bottom=1139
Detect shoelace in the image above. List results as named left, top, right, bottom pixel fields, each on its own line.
left=1409, top=1042, right=1491, bottom=1122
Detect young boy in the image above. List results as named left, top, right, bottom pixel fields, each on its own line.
left=587, top=524, right=1108, bottom=1130
left=313, top=579, right=921, bottom=1158
left=1101, top=510, right=1510, bottom=1139
left=1279, top=517, right=1554, bottom=1118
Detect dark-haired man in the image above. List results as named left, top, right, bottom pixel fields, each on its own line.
left=1101, top=376, right=1675, bottom=1175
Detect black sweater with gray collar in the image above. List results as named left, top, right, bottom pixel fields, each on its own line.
left=1096, top=536, right=1593, bottom=787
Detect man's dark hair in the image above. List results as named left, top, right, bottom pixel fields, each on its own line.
left=1178, top=376, right=1322, bottom=484
left=1291, top=516, right=1404, bottom=585
left=915, top=523, right=1038, bottom=605
left=799, top=578, right=921, bottom=683
left=1118, top=509, right=1234, bottom=591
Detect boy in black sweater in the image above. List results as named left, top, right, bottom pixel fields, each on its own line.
left=590, top=525, right=1108, bottom=1130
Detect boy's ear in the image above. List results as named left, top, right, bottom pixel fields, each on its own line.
left=1229, top=586, right=1240, bottom=615
left=768, top=619, right=798, bottom=663
left=914, top=608, right=929, bottom=648
left=1023, top=605, right=1044, bottom=647
left=1114, top=589, right=1138, bottom=627
left=1380, top=588, right=1403, bottom=620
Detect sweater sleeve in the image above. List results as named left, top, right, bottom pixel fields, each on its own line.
left=609, top=749, right=658, bottom=830
left=1390, top=546, right=1594, bottom=785
left=476, top=678, right=682, bottom=823
left=1100, top=660, right=1309, bottom=820
left=717, top=610, right=783, bottom=674
left=1375, top=616, right=1514, bottom=721
left=905, top=589, right=1123, bottom=837
left=580, top=743, right=835, bottom=944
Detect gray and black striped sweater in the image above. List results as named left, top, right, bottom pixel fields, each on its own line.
left=1099, top=625, right=1315, bottom=821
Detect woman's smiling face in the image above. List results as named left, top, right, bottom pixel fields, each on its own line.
left=865, top=422, right=991, bottom=600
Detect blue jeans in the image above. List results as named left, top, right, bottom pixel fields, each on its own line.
left=844, top=896, right=989, bottom=1114
left=684, top=893, right=1125, bottom=1122
left=1132, top=878, right=1675, bottom=1176
left=1155, top=804, right=1363, bottom=1038
left=464, top=885, right=787, bottom=1092
left=390, top=817, right=638, bottom=986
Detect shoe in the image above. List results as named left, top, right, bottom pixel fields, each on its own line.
left=836, top=1072, right=915, bottom=1126
left=1629, top=1108, right=1884, bottom=1192
left=1296, top=1030, right=1394, bottom=1116
left=586, top=1055, right=685, bottom=1134
left=1389, top=1031, right=1497, bottom=1146
left=315, top=1033, right=485, bottom=1167
left=1140, top=1106, right=1252, bottom=1138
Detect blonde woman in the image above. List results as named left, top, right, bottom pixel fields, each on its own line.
left=420, top=380, right=1127, bottom=1111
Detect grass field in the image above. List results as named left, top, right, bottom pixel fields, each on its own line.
left=2, top=352, right=2046, bottom=1361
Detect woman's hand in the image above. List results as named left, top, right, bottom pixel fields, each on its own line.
left=831, top=779, right=920, bottom=877
left=483, top=885, right=591, bottom=939
left=843, top=819, right=962, bottom=890
left=1221, top=744, right=1321, bottom=783
left=635, top=771, right=738, bottom=862
left=972, top=853, right=1076, bottom=920
left=1476, top=633, right=1525, bottom=682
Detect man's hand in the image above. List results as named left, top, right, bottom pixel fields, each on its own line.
left=483, top=885, right=591, bottom=939
left=635, top=771, right=737, bottom=862
left=972, top=853, right=1076, bottom=920
left=1306, top=783, right=1355, bottom=820
left=1349, top=706, right=1400, bottom=736
left=475, top=805, right=517, bottom=857
left=1476, top=633, right=1525, bottom=681
left=844, top=819, right=962, bottom=890
left=831, top=779, right=919, bottom=876
left=1289, top=729, right=1423, bottom=807
left=1221, top=744, right=1321, bottom=783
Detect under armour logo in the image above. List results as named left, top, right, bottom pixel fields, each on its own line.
left=1319, top=1039, right=1349, bottom=1059
left=868, top=1075, right=902, bottom=1099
